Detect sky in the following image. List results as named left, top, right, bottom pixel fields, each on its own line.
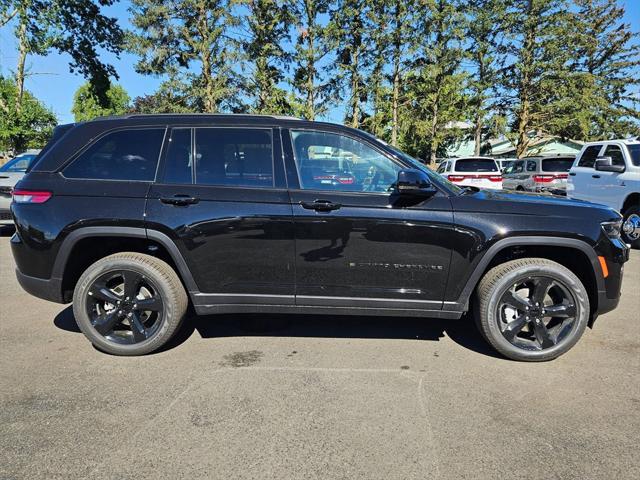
left=0, top=0, right=639, bottom=125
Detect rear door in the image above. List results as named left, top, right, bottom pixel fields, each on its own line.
left=283, top=128, right=454, bottom=310
left=145, top=126, right=295, bottom=304
left=568, top=144, right=603, bottom=202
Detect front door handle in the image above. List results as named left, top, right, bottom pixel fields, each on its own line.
left=160, top=195, right=199, bottom=206
left=569, top=172, right=576, bottom=176
left=592, top=174, right=601, bottom=179
left=300, top=199, right=341, bottom=212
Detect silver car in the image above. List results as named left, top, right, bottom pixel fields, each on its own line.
left=502, top=155, right=575, bottom=195
left=0, top=151, right=40, bottom=225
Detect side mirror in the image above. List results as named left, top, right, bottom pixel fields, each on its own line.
left=595, top=156, right=625, bottom=173
left=395, top=169, right=437, bottom=197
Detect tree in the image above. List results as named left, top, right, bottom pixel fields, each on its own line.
left=0, top=1, right=123, bottom=110
left=0, top=76, right=56, bottom=153
left=127, top=0, right=239, bottom=113
left=568, top=0, right=640, bottom=138
left=465, top=0, right=508, bottom=155
left=499, top=0, right=575, bottom=157
left=71, top=82, right=130, bottom=122
left=328, top=0, right=368, bottom=128
left=129, top=80, right=196, bottom=114
left=289, top=0, right=334, bottom=120
left=240, top=0, right=293, bottom=114
left=402, top=0, right=468, bottom=163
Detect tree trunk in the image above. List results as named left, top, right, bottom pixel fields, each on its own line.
left=429, top=98, right=439, bottom=165
left=350, top=48, right=360, bottom=129
left=305, top=0, right=316, bottom=120
left=516, top=0, right=535, bottom=158
left=15, top=11, right=28, bottom=114
left=390, top=1, right=402, bottom=146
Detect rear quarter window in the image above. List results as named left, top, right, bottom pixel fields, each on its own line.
left=629, top=144, right=640, bottom=167
left=455, top=159, right=498, bottom=172
left=542, top=158, right=574, bottom=172
left=63, top=128, right=166, bottom=181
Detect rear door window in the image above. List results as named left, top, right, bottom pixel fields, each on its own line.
left=542, top=158, right=574, bottom=172
left=454, top=159, right=497, bottom=172
left=64, top=128, right=165, bottom=181
left=603, top=145, right=625, bottom=167
left=526, top=160, right=537, bottom=172
left=628, top=144, right=640, bottom=167
left=194, top=128, right=274, bottom=187
left=577, top=145, right=602, bottom=168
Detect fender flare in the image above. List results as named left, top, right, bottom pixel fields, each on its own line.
left=52, top=226, right=199, bottom=293
left=444, top=236, right=604, bottom=311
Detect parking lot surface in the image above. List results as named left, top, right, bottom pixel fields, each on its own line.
left=1, top=234, right=639, bottom=479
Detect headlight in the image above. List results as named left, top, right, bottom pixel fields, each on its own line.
left=601, top=220, right=622, bottom=238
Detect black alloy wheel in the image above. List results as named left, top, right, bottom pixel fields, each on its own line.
left=86, top=269, right=164, bottom=344
left=497, top=276, right=577, bottom=351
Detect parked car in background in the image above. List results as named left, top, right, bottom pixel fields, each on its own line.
left=436, top=156, right=502, bottom=189
left=497, top=159, right=516, bottom=172
left=502, top=155, right=574, bottom=195
left=567, top=139, right=640, bottom=247
left=0, top=150, right=41, bottom=225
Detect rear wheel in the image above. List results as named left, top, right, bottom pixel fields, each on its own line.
left=622, top=205, right=640, bottom=249
left=475, top=258, right=589, bottom=362
left=73, top=252, right=188, bottom=355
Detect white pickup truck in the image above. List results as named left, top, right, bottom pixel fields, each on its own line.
left=567, top=138, right=640, bottom=247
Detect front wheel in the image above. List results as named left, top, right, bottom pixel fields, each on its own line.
left=475, top=258, right=589, bottom=362
left=73, top=252, right=188, bottom=355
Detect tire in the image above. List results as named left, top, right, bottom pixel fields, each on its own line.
left=73, top=252, right=188, bottom=356
left=622, top=204, right=640, bottom=249
left=475, top=258, right=589, bottom=362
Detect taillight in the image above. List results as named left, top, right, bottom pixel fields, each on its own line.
left=532, top=175, right=554, bottom=183
left=488, top=175, right=502, bottom=182
left=337, top=177, right=354, bottom=184
left=448, top=175, right=465, bottom=182
left=12, top=189, right=52, bottom=204
left=555, top=173, right=568, bottom=179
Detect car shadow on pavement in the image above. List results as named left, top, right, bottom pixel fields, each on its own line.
left=54, top=306, right=504, bottom=359
left=0, top=225, right=16, bottom=237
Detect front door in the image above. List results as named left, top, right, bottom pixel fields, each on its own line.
left=283, top=128, right=454, bottom=311
left=146, top=126, right=295, bottom=305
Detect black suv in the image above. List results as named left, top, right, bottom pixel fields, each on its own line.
left=10, top=115, right=629, bottom=361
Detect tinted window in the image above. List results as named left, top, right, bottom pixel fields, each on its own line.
left=628, top=144, right=640, bottom=167
left=542, top=158, right=574, bottom=172
left=604, top=145, right=625, bottom=167
left=436, top=162, right=447, bottom=173
left=291, top=130, right=402, bottom=192
left=455, top=159, right=497, bottom=172
left=194, top=128, right=273, bottom=187
left=577, top=145, right=602, bottom=168
left=163, top=129, right=192, bottom=184
left=64, top=128, right=165, bottom=181
left=512, top=161, right=524, bottom=173
left=526, top=160, right=537, bottom=172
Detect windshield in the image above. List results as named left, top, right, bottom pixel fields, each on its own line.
left=542, top=158, right=574, bottom=172
left=0, top=154, right=37, bottom=172
left=628, top=144, right=640, bottom=167
left=455, top=158, right=498, bottom=172
left=381, top=143, right=463, bottom=194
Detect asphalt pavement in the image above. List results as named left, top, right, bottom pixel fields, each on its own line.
left=1, top=233, right=638, bottom=479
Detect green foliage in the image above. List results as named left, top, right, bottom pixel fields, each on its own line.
left=240, top=0, right=294, bottom=114
left=127, top=0, right=239, bottom=113
left=1, top=0, right=123, bottom=101
left=71, top=82, right=130, bottom=122
left=0, top=76, right=56, bottom=152
left=129, top=80, right=196, bottom=114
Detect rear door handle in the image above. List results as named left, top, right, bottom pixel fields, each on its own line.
left=300, top=199, right=341, bottom=212
left=160, top=195, right=199, bottom=206
left=569, top=172, right=576, bottom=176
left=592, top=174, right=600, bottom=179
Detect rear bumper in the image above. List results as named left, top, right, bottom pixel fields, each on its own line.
left=15, top=269, right=66, bottom=304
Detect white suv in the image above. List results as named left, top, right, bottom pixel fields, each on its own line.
left=437, top=157, right=502, bottom=190
left=567, top=139, right=640, bottom=247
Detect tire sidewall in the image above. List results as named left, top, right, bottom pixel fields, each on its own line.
left=483, top=264, right=589, bottom=361
left=73, top=257, right=177, bottom=355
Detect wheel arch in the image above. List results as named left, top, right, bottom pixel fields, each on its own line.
left=445, top=236, right=604, bottom=316
left=621, top=192, right=640, bottom=213
left=54, top=227, right=198, bottom=302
